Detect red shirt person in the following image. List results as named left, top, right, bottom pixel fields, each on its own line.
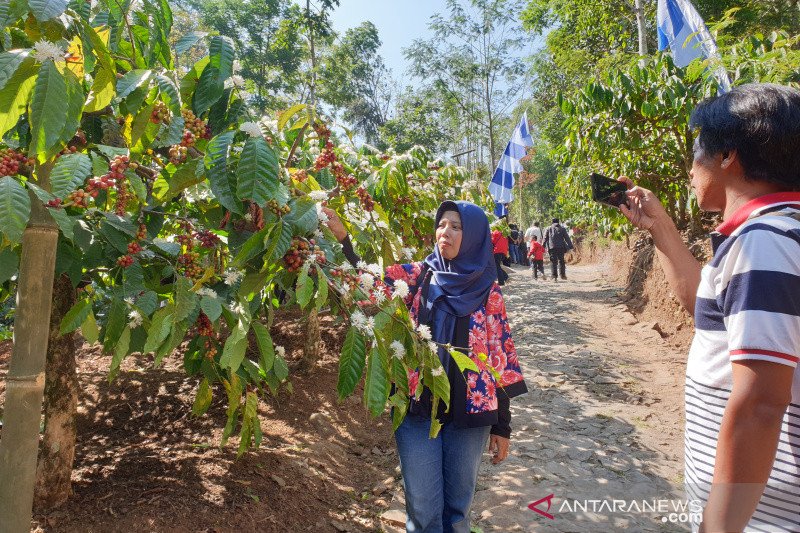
left=527, top=237, right=546, bottom=279
left=491, top=229, right=509, bottom=285
left=527, top=239, right=545, bottom=261
left=491, top=229, right=509, bottom=255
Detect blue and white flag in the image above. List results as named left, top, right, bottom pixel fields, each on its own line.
left=657, top=0, right=731, bottom=92
left=489, top=113, right=533, bottom=205
left=494, top=201, right=508, bottom=218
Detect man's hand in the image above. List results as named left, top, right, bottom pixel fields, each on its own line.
left=322, top=206, right=347, bottom=242
left=617, top=176, right=670, bottom=231
left=488, top=435, right=509, bottom=464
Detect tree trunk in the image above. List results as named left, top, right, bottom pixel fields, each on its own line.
left=34, top=274, right=78, bottom=511
left=299, top=307, right=321, bottom=372
left=634, top=0, right=649, bottom=55
left=307, top=0, right=317, bottom=107
left=485, top=75, right=496, bottom=171
left=0, top=175, right=59, bottom=533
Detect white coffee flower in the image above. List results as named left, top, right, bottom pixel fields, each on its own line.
left=233, top=60, right=242, bottom=74
left=128, top=310, right=143, bottom=328
left=375, top=220, right=388, bottom=230
left=315, top=203, right=329, bottom=224
left=239, top=121, right=262, bottom=138
left=308, top=190, right=328, bottom=202
left=350, top=310, right=368, bottom=331
left=431, top=366, right=444, bottom=377
left=124, top=296, right=135, bottom=305
left=225, top=74, right=246, bottom=89
left=314, top=229, right=325, bottom=240
left=372, top=289, right=386, bottom=304
left=356, top=260, right=368, bottom=270
left=309, top=145, right=320, bottom=156
left=244, top=213, right=254, bottom=222
left=262, top=118, right=279, bottom=132
left=230, top=302, right=246, bottom=316
left=402, top=247, right=415, bottom=260
left=390, top=340, right=405, bottom=359
left=33, top=40, right=65, bottom=63
left=365, top=263, right=382, bottom=277
left=416, top=323, right=432, bottom=341
left=392, top=280, right=409, bottom=300
left=197, top=287, right=218, bottom=299
left=428, top=341, right=438, bottom=354
left=275, top=345, right=286, bottom=358
left=366, top=316, right=376, bottom=337
left=359, top=272, right=375, bottom=289
left=224, top=269, right=244, bottom=286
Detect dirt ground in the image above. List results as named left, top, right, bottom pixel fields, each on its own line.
left=0, top=243, right=695, bottom=532
left=0, top=313, right=398, bottom=533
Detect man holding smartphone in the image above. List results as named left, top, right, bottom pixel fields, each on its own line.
left=619, top=84, right=800, bottom=532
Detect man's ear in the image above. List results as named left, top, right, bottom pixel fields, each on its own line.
left=720, top=149, right=738, bottom=170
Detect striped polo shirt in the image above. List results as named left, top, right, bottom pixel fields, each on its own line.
left=686, top=193, right=800, bottom=532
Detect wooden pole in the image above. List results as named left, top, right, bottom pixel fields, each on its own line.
left=0, top=161, right=59, bottom=533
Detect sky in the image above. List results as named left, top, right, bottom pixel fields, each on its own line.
left=328, top=1, right=543, bottom=106
left=328, top=0, right=449, bottom=78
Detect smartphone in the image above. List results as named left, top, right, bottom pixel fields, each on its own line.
left=590, top=173, right=629, bottom=208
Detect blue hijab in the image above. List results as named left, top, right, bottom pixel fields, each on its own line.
left=419, top=201, right=497, bottom=366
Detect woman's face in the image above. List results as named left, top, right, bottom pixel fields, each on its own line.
left=436, top=210, right=463, bottom=260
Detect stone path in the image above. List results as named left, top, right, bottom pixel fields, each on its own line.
left=472, top=264, right=687, bottom=532
left=381, top=263, right=689, bottom=533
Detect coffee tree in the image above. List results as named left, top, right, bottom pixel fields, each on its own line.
left=0, top=0, right=479, bottom=529
left=554, top=28, right=800, bottom=238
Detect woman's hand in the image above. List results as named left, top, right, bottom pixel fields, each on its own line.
left=488, top=435, right=509, bottom=464
left=617, top=176, right=669, bottom=232
left=322, top=206, right=347, bottom=242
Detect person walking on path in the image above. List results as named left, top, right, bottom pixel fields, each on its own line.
left=491, top=228, right=509, bottom=285
left=527, top=236, right=546, bottom=280
left=524, top=221, right=543, bottom=247
left=508, top=224, right=521, bottom=264
left=324, top=201, right=528, bottom=533
left=619, top=83, right=800, bottom=532
left=542, top=218, right=573, bottom=281
left=515, top=225, right=529, bottom=267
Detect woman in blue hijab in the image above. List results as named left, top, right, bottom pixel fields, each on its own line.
left=326, top=201, right=527, bottom=533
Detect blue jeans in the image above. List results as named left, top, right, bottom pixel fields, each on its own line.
left=509, top=243, right=519, bottom=264
left=395, top=414, right=491, bottom=533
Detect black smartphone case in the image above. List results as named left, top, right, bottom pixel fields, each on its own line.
left=590, top=173, right=629, bottom=208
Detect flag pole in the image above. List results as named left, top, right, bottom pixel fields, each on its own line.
left=517, top=172, right=523, bottom=226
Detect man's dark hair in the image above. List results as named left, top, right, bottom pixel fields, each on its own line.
left=689, top=83, right=800, bottom=189
left=552, top=217, right=559, bottom=224
left=535, top=221, right=540, bottom=226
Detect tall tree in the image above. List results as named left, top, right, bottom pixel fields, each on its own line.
left=184, top=0, right=307, bottom=111
left=301, top=0, right=340, bottom=106
left=380, top=87, right=449, bottom=153
left=405, top=0, right=527, bottom=170
left=319, top=21, right=393, bottom=143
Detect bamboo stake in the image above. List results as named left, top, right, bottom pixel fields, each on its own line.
left=0, top=162, right=59, bottom=533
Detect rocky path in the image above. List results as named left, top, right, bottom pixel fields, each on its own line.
left=382, top=262, right=689, bottom=532
left=470, top=264, right=688, bottom=532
